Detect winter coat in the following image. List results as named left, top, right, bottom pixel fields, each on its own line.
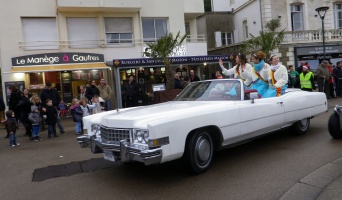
left=5, top=110, right=18, bottom=134
left=80, top=104, right=96, bottom=117
left=85, top=85, right=100, bottom=101
left=97, top=84, right=113, bottom=100
left=45, top=105, right=57, bottom=125
left=28, top=105, right=42, bottom=126
left=70, top=105, right=83, bottom=122
left=40, top=88, right=60, bottom=107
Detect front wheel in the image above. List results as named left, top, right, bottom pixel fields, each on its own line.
left=291, top=118, right=310, bottom=135
left=183, top=130, right=214, bottom=174
left=328, top=113, right=342, bottom=139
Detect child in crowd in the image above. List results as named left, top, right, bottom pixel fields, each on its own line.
left=90, top=95, right=103, bottom=115
left=45, top=99, right=58, bottom=138
left=58, top=99, right=68, bottom=118
left=5, top=110, right=19, bottom=147
left=70, top=98, right=83, bottom=135
left=28, top=105, right=42, bottom=141
left=80, top=98, right=97, bottom=117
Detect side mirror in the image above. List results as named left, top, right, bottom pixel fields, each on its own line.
left=250, top=92, right=259, bottom=104
left=250, top=92, right=259, bottom=99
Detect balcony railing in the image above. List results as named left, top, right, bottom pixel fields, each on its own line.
left=282, top=29, right=342, bottom=44
left=18, top=35, right=207, bottom=50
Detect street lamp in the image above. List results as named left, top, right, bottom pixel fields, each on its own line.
left=315, top=6, right=329, bottom=59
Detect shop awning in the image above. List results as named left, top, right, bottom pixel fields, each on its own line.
left=5, top=62, right=110, bottom=73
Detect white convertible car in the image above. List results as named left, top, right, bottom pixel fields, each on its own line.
left=77, top=79, right=328, bottom=174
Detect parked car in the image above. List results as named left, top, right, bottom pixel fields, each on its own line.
left=77, top=79, right=328, bottom=174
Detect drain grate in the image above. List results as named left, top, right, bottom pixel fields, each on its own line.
left=32, top=158, right=118, bottom=182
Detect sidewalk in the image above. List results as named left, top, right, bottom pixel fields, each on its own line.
left=280, top=97, right=342, bottom=200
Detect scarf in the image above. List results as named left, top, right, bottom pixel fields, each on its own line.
left=254, top=60, right=264, bottom=71
left=270, top=64, right=280, bottom=71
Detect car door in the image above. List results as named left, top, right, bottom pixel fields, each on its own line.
left=237, top=96, right=285, bottom=140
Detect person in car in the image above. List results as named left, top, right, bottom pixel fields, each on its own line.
left=262, top=55, right=288, bottom=97
left=219, top=53, right=252, bottom=86
left=247, top=51, right=270, bottom=97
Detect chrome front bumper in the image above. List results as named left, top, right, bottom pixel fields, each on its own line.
left=77, top=135, right=91, bottom=147
left=97, top=139, right=162, bottom=166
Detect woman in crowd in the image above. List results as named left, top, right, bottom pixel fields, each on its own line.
left=247, top=51, right=270, bottom=97
left=263, top=55, right=288, bottom=97
left=79, top=85, right=86, bottom=99
left=20, top=89, right=33, bottom=139
left=219, top=53, right=252, bottom=85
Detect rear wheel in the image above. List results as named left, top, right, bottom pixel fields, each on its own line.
left=328, top=113, right=342, bottom=139
left=291, top=118, right=310, bottom=135
left=183, top=130, right=214, bottom=174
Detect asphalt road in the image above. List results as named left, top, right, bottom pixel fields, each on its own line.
left=1, top=98, right=342, bottom=200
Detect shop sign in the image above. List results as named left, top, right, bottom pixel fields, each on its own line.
left=113, top=55, right=233, bottom=67
left=296, top=46, right=342, bottom=55
left=12, top=53, right=105, bottom=66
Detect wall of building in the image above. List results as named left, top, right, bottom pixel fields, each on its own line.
left=0, top=0, right=206, bottom=106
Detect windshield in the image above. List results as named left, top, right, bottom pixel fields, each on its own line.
left=174, top=79, right=242, bottom=101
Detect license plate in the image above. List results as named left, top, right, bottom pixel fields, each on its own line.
left=103, top=150, right=115, bottom=162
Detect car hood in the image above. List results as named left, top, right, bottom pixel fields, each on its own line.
left=99, top=101, right=235, bottom=128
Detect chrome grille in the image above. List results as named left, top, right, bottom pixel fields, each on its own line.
left=100, top=127, right=131, bottom=144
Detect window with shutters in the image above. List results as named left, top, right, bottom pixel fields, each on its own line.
left=104, top=17, right=133, bottom=44
left=66, top=18, right=99, bottom=48
left=21, top=18, right=58, bottom=50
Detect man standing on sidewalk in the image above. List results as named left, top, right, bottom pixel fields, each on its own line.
left=97, top=78, right=113, bottom=111
left=333, top=61, right=342, bottom=97
left=40, top=82, right=66, bottom=134
left=316, top=60, right=332, bottom=99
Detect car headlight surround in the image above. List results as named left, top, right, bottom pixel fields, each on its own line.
left=91, top=124, right=101, bottom=137
left=133, top=129, right=149, bottom=144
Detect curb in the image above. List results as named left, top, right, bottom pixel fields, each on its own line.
left=279, top=157, right=342, bottom=200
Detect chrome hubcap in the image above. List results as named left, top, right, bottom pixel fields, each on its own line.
left=196, top=135, right=211, bottom=165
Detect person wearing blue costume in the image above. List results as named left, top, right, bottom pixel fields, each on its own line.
left=219, top=53, right=252, bottom=86
left=262, top=55, right=288, bottom=98
left=246, top=51, right=270, bottom=97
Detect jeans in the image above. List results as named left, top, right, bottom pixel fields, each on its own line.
left=32, top=125, right=40, bottom=137
left=48, top=124, right=57, bottom=137
left=9, top=132, right=17, bottom=146
left=57, top=114, right=64, bottom=133
left=105, top=100, right=111, bottom=111
left=75, top=122, right=82, bottom=133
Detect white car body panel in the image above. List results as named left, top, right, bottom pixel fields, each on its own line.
left=78, top=79, right=328, bottom=166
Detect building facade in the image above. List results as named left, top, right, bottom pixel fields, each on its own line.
left=209, top=0, right=342, bottom=71
left=0, top=0, right=206, bottom=107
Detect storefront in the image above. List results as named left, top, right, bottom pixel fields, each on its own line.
left=7, top=52, right=110, bottom=104
left=113, top=54, right=234, bottom=108
left=295, top=45, right=342, bottom=71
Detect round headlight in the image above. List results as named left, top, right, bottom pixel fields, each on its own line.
left=136, top=131, right=143, bottom=142
left=143, top=132, right=149, bottom=142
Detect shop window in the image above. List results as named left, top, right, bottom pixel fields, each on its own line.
left=66, top=18, right=99, bottom=48
left=142, top=18, right=168, bottom=42
left=291, top=4, right=304, bottom=31
left=22, top=18, right=58, bottom=50
left=334, top=3, right=342, bottom=29
left=104, top=17, right=133, bottom=44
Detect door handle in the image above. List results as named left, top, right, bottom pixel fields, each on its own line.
left=277, top=102, right=283, bottom=105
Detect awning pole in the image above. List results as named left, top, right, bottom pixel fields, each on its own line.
left=115, top=67, right=122, bottom=108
